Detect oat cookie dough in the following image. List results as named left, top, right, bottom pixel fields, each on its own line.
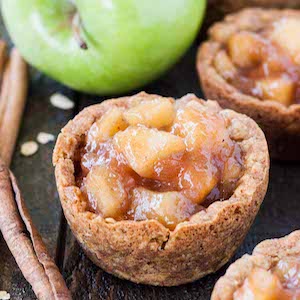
left=53, top=92, right=269, bottom=286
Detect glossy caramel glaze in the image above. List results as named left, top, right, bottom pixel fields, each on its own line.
left=77, top=97, right=243, bottom=230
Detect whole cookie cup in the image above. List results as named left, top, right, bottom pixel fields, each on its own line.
left=53, top=92, right=269, bottom=286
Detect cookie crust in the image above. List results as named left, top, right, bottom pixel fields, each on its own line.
left=212, top=230, right=300, bottom=300
left=53, top=92, right=269, bottom=286
left=197, top=8, right=300, bottom=160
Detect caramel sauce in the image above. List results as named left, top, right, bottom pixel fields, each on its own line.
left=78, top=99, right=242, bottom=229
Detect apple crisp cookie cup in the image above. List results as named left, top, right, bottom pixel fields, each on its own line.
left=212, top=230, right=300, bottom=300
left=53, top=92, right=269, bottom=286
left=197, top=8, right=300, bottom=160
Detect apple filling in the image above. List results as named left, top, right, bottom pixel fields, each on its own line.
left=234, top=258, right=300, bottom=300
left=214, top=17, right=300, bottom=106
left=78, top=96, right=242, bottom=230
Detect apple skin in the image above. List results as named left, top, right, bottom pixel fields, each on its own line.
left=2, top=0, right=206, bottom=95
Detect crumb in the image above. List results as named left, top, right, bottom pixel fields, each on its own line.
left=0, top=291, right=10, bottom=300
left=20, top=141, right=39, bottom=157
left=105, top=218, right=116, bottom=224
left=37, top=132, right=55, bottom=145
left=50, top=93, right=74, bottom=110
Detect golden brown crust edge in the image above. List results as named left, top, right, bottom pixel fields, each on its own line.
left=53, top=92, right=269, bottom=286
left=197, top=8, right=300, bottom=160
left=211, top=230, right=300, bottom=300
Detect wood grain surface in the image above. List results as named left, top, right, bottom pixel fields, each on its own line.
left=0, top=18, right=300, bottom=300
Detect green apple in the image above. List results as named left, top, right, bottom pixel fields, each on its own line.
left=2, top=0, right=206, bottom=95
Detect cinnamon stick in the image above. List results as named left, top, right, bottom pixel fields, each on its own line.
left=0, top=40, right=7, bottom=79
left=0, top=41, right=8, bottom=128
left=0, top=48, right=28, bottom=165
left=0, top=43, right=71, bottom=299
left=0, top=160, right=71, bottom=300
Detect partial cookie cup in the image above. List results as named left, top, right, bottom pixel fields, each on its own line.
left=197, top=8, right=300, bottom=160
left=206, top=1, right=300, bottom=30
left=211, top=230, right=300, bottom=300
left=207, top=0, right=300, bottom=17
left=53, top=92, right=269, bottom=286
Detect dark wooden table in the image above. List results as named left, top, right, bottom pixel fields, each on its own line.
left=0, top=16, right=299, bottom=300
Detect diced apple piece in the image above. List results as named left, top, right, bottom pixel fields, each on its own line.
left=171, top=101, right=235, bottom=203
left=87, top=107, right=128, bottom=148
left=255, top=76, right=295, bottom=106
left=124, top=98, right=175, bottom=129
left=180, top=162, right=219, bottom=204
left=263, top=57, right=285, bottom=76
left=228, top=32, right=263, bottom=68
left=172, top=102, right=228, bottom=152
left=86, top=165, right=127, bottom=218
left=220, top=156, right=243, bottom=199
left=130, top=188, right=197, bottom=229
left=81, top=152, right=99, bottom=176
left=246, top=269, right=284, bottom=300
left=172, top=104, right=207, bottom=151
left=214, top=50, right=237, bottom=79
left=234, top=268, right=283, bottom=300
left=222, top=157, right=242, bottom=185
left=113, top=126, right=186, bottom=178
left=210, top=23, right=236, bottom=43
left=270, top=18, right=300, bottom=62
